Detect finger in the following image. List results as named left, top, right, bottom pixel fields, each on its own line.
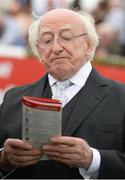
left=18, top=159, right=41, bottom=167
left=8, top=157, right=41, bottom=168
left=50, top=136, right=81, bottom=146
left=43, top=150, right=74, bottom=160
left=10, top=154, right=41, bottom=163
left=4, top=138, right=32, bottom=150
left=47, top=155, right=73, bottom=166
left=11, top=148, right=42, bottom=156
left=43, top=144, right=74, bottom=153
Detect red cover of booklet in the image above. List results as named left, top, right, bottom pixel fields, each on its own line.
left=22, top=96, right=62, bottom=111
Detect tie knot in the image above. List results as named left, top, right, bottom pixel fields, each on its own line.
left=53, top=80, right=73, bottom=105
left=56, top=80, right=72, bottom=89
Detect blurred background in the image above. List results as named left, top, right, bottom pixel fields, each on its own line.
left=0, top=0, right=125, bottom=104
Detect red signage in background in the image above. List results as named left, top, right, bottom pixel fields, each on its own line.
left=0, top=56, right=125, bottom=104
left=94, top=64, right=125, bottom=83
left=0, top=56, right=46, bottom=104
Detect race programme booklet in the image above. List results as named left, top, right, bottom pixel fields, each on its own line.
left=22, top=96, right=62, bottom=159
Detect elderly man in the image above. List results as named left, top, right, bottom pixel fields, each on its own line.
left=0, top=8, right=125, bottom=179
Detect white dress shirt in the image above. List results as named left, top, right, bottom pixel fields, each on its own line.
left=48, top=61, right=101, bottom=179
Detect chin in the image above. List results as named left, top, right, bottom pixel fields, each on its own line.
left=51, top=70, right=69, bottom=80
left=50, top=66, right=74, bottom=79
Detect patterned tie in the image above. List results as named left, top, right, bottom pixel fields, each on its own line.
left=53, top=80, right=72, bottom=105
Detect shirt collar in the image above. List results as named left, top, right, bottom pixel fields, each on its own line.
left=48, top=61, right=92, bottom=87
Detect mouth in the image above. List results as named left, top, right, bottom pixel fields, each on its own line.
left=51, top=57, right=68, bottom=61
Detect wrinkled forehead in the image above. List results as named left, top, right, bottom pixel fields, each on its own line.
left=39, top=9, right=84, bottom=33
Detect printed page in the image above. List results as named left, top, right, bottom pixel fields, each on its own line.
left=22, top=97, right=62, bottom=160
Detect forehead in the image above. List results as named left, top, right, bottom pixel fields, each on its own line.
left=39, top=9, right=84, bottom=33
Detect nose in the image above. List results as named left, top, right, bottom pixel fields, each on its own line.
left=51, top=37, right=63, bottom=54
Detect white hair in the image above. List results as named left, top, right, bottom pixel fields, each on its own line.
left=28, top=18, right=41, bottom=58
left=77, top=11, right=99, bottom=61
left=28, top=10, right=99, bottom=61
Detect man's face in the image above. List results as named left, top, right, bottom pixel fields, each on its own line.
left=37, top=9, right=93, bottom=80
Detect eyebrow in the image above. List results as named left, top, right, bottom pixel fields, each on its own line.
left=60, top=24, right=75, bottom=30
left=39, top=28, right=51, bottom=35
left=39, top=24, right=76, bottom=35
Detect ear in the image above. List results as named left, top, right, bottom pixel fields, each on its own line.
left=85, top=38, right=94, bottom=56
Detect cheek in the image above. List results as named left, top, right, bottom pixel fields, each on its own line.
left=38, top=45, right=51, bottom=58
left=66, top=43, right=85, bottom=61
left=40, top=50, right=52, bottom=67
left=63, top=47, right=77, bottom=64
left=43, top=49, right=51, bottom=59
left=70, top=52, right=84, bottom=66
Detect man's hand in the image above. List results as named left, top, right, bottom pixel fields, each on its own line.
left=42, top=136, right=93, bottom=169
left=0, top=138, right=43, bottom=169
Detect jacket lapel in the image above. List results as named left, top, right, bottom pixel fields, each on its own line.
left=25, top=74, right=51, bottom=98
left=63, top=68, right=109, bottom=135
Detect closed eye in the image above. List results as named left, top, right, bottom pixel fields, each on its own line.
left=61, top=37, right=72, bottom=41
left=44, top=39, right=52, bottom=44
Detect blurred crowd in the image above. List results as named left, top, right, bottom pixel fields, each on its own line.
left=0, top=0, right=125, bottom=58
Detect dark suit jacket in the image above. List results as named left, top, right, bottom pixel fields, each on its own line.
left=0, top=68, right=125, bottom=179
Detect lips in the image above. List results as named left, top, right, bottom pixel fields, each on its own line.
left=51, top=57, right=68, bottom=61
